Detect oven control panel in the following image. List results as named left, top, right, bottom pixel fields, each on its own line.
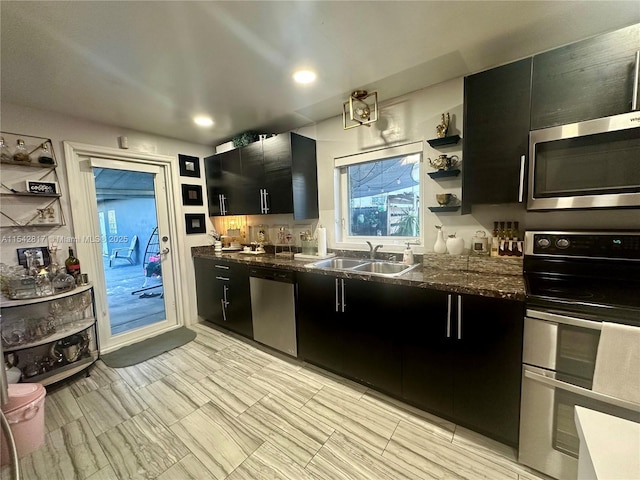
left=527, top=232, right=640, bottom=259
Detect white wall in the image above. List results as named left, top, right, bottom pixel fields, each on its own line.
left=0, top=102, right=214, bottom=328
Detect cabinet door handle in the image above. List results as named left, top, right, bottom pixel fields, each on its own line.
left=218, top=194, right=223, bottom=215
left=214, top=265, right=230, bottom=270
left=446, top=294, right=452, bottom=338
left=335, top=278, right=340, bottom=312
left=518, top=155, right=526, bottom=202
left=341, top=279, right=346, bottom=313
left=457, top=295, right=462, bottom=340
left=215, top=276, right=230, bottom=281
left=633, top=51, right=639, bottom=111
left=220, top=299, right=227, bottom=321
left=223, top=285, right=229, bottom=308
left=263, top=189, right=269, bottom=214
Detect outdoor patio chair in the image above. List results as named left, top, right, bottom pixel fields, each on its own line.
left=109, top=235, right=138, bottom=267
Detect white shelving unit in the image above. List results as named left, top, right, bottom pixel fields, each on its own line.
left=1, top=285, right=98, bottom=386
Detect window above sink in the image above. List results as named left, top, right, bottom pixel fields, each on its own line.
left=335, top=141, right=424, bottom=250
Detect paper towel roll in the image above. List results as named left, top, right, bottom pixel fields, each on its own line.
left=317, top=226, right=327, bottom=257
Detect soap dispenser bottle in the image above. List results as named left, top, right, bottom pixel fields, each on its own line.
left=403, top=242, right=414, bottom=265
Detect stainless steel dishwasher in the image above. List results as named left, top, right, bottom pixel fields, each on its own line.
left=249, top=267, right=297, bottom=357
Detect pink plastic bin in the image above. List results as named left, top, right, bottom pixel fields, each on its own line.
left=1, top=383, right=46, bottom=465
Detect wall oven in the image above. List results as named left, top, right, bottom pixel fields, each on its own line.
left=519, top=231, right=640, bottom=480
left=527, top=111, right=640, bottom=210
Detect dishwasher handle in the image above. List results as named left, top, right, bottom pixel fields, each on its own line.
left=249, top=267, right=295, bottom=283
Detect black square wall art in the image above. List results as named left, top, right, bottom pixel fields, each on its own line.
left=181, top=184, right=203, bottom=206
left=178, top=154, right=201, bottom=178
left=185, top=213, right=206, bottom=234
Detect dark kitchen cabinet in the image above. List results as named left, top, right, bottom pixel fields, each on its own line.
left=462, top=58, right=532, bottom=213
left=296, top=272, right=401, bottom=396
left=204, top=148, right=244, bottom=216
left=531, top=23, right=640, bottom=130
left=453, top=294, right=524, bottom=447
left=194, top=257, right=253, bottom=338
left=401, top=291, right=524, bottom=447
left=401, top=288, right=454, bottom=419
left=204, top=132, right=318, bottom=219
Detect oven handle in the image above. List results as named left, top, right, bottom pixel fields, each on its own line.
left=524, top=367, right=640, bottom=412
left=526, top=309, right=602, bottom=330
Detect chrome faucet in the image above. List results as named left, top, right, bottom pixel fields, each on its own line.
left=366, top=241, right=383, bottom=260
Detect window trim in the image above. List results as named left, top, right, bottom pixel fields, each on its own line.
left=335, top=141, right=424, bottom=248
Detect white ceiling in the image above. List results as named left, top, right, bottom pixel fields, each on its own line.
left=2, top=1, right=639, bottom=147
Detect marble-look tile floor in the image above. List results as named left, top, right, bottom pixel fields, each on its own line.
left=1, top=323, right=553, bottom=480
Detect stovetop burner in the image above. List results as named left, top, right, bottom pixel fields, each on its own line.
left=524, top=231, right=640, bottom=324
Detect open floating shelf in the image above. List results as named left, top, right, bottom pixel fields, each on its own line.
left=428, top=206, right=460, bottom=213
left=427, top=135, right=461, bottom=147
left=427, top=169, right=461, bottom=179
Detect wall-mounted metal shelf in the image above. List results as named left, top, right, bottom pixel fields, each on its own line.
left=0, top=131, right=66, bottom=228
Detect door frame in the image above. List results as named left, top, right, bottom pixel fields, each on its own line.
left=63, top=141, right=186, bottom=353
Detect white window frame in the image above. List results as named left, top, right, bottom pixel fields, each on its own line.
left=335, top=141, right=424, bottom=250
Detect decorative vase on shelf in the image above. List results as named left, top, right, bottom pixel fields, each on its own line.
left=446, top=234, right=465, bottom=255
left=434, top=225, right=447, bottom=254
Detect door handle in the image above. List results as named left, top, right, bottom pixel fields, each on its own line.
left=263, top=189, right=269, bottom=214
left=222, top=285, right=229, bottom=308
left=457, top=295, right=462, bottom=340
left=341, top=279, right=346, bottom=313
left=518, top=155, right=526, bottom=202
left=446, top=294, right=452, bottom=338
left=335, top=278, right=340, bottom=312
left=161, top=248, right=169, bottom=255
left=215, top=276, right=230, bottom=281
left=220, top=299, right=227, bottom=321
left=633, top=51, right=639, bottom=111
left=523, top=367, right=640, bottom=412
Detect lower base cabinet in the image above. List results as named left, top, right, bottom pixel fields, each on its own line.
left=194, top=257, right=252, bottom=338
left=297, top=271, right=523, bottom=447
left=402, top=291, right=524, bottom=446
left=296, top=272, right=401, bottom=396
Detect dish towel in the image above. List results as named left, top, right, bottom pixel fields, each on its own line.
left=592, top=322, right=640, bottom=405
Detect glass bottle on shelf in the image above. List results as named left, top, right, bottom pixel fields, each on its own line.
left=65, top=247, right=81, bottom=280
left=37, top=142, right=54, bottom=165
left=0, top=136, right=11, bottom=162
left=13, top=138, right=31, bottom=163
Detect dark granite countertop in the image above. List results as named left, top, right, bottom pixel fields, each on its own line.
left=192, top=246, right=526, bottom=301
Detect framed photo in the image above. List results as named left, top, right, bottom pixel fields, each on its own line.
left=17, top=247, right=51, bottom=269
left=178, top=154, right=201, bottom=178
left=185, top=213, right=206, bottom=234
left=181, top=184, right=203, bottom=206
left=26, top=180, right=58, bottom=195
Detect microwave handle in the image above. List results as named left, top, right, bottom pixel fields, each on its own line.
left=524, top=367, right=640, bottom=412
left=518, top=155, right=526, bottom=202
left=633, top=51, right=639, bottom=111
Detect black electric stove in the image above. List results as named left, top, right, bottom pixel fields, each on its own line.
left=523, top=231, right=640, bottom=325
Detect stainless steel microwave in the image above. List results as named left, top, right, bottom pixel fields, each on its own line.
left=528, top=111, right=640, bottom=210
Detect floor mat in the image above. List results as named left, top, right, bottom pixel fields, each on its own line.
left=100, top=327, right=196, bottom=368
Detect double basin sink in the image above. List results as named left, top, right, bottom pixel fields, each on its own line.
left=306, top=257, right=420, bottom=277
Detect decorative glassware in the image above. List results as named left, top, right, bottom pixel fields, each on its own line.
left=12, top=138, right=30, bottom=163
left=0, top=137, right=11, bottom=162
left=37, top=142, right=54, bottom=164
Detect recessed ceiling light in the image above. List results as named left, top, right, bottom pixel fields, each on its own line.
left=194, top=116, right=214, bottom=127
left=293, top=70, right=316, bottom=84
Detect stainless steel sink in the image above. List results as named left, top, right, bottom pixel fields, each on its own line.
left=310, top=258, right=368, bottom=269
left=305, top=257, right=419, bottom=277
left=352, top=261, right=415, bottom=275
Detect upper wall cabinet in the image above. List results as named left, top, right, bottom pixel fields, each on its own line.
left=462, top=58, right=532, bottom=213
left=205, top=132, right=319, bottom=220
left=531, top=23, right=640, bottom=130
